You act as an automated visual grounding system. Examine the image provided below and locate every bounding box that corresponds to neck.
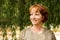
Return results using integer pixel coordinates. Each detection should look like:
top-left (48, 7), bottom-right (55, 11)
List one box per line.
top-left (33, 22), bottom-right (43, 28)
top-left (32, 23), bottom-right (44, 32)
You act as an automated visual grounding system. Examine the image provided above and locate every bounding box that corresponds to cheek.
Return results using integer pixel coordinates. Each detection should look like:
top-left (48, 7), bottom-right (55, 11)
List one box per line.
top-left (36, 16), bottom-right (42, 19)
top-left (37, 16), bottom-right (44, 21)
top-left (30, 15), bottom-right (34, 19)
top-left (39, 16), bottom-right (44, 21)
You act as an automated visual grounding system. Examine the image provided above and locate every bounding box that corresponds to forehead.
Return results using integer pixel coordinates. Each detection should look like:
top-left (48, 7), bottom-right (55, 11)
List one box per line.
top-left (30, 7), bottom-right (39, 13)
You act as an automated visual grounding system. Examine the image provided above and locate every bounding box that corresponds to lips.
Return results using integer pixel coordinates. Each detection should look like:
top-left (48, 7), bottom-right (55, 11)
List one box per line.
top-left (31, 20), bottom-right (37, 23)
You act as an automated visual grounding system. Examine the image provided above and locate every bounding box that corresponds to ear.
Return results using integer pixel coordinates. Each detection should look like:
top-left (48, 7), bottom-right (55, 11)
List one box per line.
top-left (41, 16), bottom-right (44, 22)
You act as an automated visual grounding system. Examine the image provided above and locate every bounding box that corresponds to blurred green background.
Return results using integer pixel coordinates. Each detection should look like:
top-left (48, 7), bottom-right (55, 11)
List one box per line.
top-left (0, 0), bottom-right (60, 30)
top-left (0, 0), bottom-right (60, 40)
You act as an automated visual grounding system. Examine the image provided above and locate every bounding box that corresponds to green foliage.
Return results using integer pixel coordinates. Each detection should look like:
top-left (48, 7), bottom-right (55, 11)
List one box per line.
top-left (0, 0), bottom-right (60, 30)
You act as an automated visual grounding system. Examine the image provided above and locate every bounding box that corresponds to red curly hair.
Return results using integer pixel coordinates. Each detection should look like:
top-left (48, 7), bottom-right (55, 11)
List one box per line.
top-left (29, 4), bottom-right (48, 23)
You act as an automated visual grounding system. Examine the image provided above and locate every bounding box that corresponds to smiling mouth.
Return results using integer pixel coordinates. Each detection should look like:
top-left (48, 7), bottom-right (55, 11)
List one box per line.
top-left (31, 20), bottom-right (37, 22)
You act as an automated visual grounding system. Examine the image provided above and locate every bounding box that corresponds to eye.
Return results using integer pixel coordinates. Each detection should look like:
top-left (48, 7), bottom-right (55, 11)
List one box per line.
top-left (29, 13), bottom-right (33, 16)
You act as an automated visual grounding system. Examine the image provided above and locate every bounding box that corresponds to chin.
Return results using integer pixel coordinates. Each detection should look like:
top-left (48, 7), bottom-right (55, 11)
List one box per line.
top-left (32, 23), bottom-right (38, 25)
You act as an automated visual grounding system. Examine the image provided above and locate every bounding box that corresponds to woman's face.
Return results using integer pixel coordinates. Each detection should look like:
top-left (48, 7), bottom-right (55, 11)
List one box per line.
top-left (30, 8), bottom-right (44, 25)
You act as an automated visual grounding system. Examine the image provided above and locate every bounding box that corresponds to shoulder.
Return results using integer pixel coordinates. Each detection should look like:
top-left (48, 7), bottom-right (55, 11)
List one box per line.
top-left (20, 25), bottom-right (32, 34)
top-left (44, 28), bottom-right (56, 40)
top-left (44, 28), bottom-right (53, 33)
top-left (20, 25), bottom-right (31, 38)
top-left (44, 28), bottom-right (55, 36)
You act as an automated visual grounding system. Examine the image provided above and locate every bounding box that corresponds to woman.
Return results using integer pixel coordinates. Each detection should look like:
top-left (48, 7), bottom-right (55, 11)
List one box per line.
top-left (19, 4), bottom-right (56, 40)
